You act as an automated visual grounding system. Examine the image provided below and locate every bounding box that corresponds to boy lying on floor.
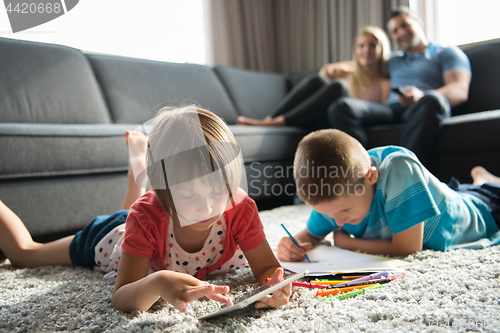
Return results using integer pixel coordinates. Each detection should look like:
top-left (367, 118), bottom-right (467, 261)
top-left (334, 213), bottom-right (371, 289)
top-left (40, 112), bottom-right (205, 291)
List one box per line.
top-left (278, 129), bottom-right (500, 260)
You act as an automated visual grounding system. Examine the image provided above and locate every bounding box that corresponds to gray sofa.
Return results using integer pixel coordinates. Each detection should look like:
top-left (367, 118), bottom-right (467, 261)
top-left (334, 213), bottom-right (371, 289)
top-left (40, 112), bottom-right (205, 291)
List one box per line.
top-left (0, 37), bottom-right (306, 238)
top-left (1, 36), bottom-right (499, 239)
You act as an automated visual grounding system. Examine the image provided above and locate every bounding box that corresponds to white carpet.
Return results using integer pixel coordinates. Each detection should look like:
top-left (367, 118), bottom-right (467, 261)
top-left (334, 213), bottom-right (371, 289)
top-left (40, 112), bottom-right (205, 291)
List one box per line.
top-left (1, 204), bottom-right (500, 332)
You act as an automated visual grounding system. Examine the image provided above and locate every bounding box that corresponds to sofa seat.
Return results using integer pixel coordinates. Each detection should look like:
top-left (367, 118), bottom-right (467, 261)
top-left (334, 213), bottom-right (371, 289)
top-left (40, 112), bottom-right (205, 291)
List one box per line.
top-left (229, 125), bottom-right (308, 200)
top-left (0, 123), bottom-right (139, 236)
top-left (0, 124), bottom-right (137, 180)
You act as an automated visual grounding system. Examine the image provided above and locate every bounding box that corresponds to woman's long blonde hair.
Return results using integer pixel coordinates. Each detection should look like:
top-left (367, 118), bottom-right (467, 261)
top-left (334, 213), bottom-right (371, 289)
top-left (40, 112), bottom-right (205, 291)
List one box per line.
top-left (350, 26), bottom-right (391, 97)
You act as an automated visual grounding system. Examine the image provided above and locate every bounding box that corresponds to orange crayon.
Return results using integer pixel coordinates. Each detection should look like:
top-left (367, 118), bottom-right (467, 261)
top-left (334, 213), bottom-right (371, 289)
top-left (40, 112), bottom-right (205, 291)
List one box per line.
top-left (316, 283), bottom-right (380, 297)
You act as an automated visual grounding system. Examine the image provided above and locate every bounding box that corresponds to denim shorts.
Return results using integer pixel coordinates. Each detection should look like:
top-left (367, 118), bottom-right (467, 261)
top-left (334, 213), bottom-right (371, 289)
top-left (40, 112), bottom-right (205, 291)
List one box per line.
top-left (69, 210), bottom-right (129, 268)
top-left (448, 178), bottom-right (500, 229)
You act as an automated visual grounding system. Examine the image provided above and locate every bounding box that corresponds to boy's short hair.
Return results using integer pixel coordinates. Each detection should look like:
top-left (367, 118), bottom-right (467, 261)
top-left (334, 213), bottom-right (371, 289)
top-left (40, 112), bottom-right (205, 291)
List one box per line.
top-left (294, 129), bottom-right (371, 205)
top-left (146, 105), bottom-right (242, 220)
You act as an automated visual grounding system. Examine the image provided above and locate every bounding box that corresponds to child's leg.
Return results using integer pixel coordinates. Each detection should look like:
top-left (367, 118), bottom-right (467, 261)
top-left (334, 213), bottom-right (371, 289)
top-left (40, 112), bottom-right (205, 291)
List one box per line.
top-left (122, 130), bottom-right (148, 210)
top-left (0, 200), bottom-right (73, 267)
top-left (471, 166), bottom-right (500, 185)
top-left (0, 131), bottom-right (148, 268)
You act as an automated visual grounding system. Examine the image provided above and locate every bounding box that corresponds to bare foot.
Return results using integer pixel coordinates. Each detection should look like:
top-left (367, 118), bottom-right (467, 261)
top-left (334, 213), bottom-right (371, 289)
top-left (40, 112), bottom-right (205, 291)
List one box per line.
top-left (237, 115), bottom-right (286, 126)
top-left (471, 166), bottom-right (500, 185)
top-left (125, 130), bottom-right (148, 188)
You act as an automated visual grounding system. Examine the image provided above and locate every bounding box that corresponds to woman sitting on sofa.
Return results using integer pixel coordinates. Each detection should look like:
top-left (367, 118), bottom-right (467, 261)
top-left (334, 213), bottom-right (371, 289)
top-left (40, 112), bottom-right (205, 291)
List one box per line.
top-left (237, 26), bottom-right (392, 130)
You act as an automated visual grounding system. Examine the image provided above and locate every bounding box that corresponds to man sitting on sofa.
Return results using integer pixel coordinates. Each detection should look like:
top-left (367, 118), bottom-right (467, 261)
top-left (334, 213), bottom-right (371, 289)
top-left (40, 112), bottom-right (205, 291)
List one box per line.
top-left (327, 6), bottom-right (471, 163)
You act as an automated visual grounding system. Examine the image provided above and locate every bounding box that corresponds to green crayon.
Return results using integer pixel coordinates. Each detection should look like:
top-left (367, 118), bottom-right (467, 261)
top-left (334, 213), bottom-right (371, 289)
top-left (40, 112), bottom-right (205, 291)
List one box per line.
top-left (323, 284), bottom-right (383, 301)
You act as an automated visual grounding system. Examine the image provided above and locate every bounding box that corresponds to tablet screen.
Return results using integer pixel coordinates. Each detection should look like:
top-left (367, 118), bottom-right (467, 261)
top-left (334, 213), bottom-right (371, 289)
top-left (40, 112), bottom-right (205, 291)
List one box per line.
top-left (198, 270), bottom-right (308, 320)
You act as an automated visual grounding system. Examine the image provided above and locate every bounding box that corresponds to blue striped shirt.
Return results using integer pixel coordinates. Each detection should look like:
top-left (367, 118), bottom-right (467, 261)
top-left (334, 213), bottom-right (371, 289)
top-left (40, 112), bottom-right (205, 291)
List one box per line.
top-left (307, 146), bottom-right (499, 251)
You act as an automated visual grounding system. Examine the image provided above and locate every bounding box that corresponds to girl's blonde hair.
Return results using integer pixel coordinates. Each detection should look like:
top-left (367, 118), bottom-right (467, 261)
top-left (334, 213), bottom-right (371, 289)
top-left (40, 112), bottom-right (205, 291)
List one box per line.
top-left (146, 106), bottom-right (242, 221)
top-left (350, 26), bottom-right (391, 97)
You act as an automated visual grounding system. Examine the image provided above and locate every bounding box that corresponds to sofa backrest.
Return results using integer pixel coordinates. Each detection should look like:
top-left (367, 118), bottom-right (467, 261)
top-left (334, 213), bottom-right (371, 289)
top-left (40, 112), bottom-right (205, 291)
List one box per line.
top-left (86, 54), bottom-right (239, 125)
top-left (213, 66), bottom-right (289, 120)
top-left (0, 38), bottom-right (110, 124)
top-left (452, 41), bottom-right (500, 116)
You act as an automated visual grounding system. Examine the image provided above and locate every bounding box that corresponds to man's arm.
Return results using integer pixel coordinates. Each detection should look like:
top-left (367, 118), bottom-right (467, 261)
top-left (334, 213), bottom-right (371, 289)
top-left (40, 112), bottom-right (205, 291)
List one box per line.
top-left (333, 222), bottom-right (424, 257)
top-left (398, 71), bottom-right (471, 108)
top-left (435, 71), bottom-right (471, 107)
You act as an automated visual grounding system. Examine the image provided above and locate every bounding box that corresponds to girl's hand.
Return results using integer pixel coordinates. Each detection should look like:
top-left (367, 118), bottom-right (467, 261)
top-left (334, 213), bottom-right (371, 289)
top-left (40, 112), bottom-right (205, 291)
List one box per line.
top-left (158, 271), bottom-right (231, 312)
top-left (112, 254), bottom-right (231, 313)
top-left (254, 267), bottom-right (291, 309)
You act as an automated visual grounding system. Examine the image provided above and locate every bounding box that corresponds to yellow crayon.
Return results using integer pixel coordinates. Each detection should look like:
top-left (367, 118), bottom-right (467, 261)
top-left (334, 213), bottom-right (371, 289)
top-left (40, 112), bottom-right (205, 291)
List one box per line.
top-left (310, 280), bottom-right (344, 285)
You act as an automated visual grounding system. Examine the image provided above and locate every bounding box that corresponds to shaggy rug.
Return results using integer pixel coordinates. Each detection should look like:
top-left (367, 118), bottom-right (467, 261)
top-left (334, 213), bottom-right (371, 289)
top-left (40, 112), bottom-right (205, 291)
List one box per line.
top-left (1, 204), bottom-right (500, 332)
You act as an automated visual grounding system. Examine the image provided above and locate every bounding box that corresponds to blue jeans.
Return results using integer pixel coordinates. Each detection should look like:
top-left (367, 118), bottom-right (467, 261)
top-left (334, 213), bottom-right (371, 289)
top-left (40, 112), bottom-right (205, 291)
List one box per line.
top-left (448, 178), bottom-right (500, 228)
top-left (69, 210), bottom-right (128, 268)
top-left (327, 91), bottom-right (450, 163)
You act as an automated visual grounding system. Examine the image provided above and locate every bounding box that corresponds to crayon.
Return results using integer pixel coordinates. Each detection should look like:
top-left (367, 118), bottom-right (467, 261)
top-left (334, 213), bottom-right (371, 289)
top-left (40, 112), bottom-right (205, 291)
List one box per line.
top-left (341, 275), bottom-right (370, 280)
top-left (316, 283), bottom-right (380, 297)
top-left (325, 278), bottom-right (390, 289)
top-left (310, 280), bottom-right (344, 285)
top-left (333, 271), bottom-right (389, 288)
top-left (323, 284), bottom-right (383, 301)
top-left (265, 278), bottom-right (328, 289)
top-left (292, 282), bottom-right (328, 289)
top-left (281, 224), bottom-right (310, 262)
top-left (327, 274), bottom-right (406, 289)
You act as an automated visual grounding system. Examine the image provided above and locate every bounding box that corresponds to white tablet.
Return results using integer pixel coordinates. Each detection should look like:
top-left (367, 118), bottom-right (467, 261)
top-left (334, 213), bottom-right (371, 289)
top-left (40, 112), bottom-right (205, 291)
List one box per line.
top-left (198, 270), bottom-right (308, 320)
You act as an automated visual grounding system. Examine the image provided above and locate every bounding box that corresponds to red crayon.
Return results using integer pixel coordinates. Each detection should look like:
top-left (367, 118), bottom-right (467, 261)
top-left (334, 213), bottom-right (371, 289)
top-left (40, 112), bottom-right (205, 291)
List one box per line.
top-left (265, 278), bottom-right (328, 289)
top-left (292, 281), bottom-right (329, 289)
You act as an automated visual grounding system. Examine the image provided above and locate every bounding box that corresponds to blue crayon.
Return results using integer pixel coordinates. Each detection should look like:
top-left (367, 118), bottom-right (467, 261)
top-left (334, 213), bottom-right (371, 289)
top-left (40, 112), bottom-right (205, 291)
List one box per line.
top-left (281, 223), bottom-right (311, 262)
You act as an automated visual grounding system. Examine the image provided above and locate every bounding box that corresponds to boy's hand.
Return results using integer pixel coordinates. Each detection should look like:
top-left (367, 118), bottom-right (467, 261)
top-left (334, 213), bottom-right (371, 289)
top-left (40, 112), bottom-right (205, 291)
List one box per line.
top-left (277, 236), bottom-right (312, 262)
top-left (254, 267), bottom-right (291, 309)
top-left (159, 271), bottom-right (231, 312)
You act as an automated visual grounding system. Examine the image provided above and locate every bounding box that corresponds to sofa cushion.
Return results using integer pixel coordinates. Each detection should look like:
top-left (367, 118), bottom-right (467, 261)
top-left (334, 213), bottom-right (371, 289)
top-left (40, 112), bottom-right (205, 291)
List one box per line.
top-left (0, 173), bottom-right (129, 236)
top-left (229, 125), bottom-right (308, 164)
top-left (0, 38), bottom-right (110, 124)
top-left (0, 124), bottom-right (135, 180)
top-left (213, 66), bottom-right (288, 120)
top-left (287, 69), bottom-right (319, 88)
top-left (86, 55), bottom-right (239, 125)
top-left (452, 42), bottom-right (500, 116)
